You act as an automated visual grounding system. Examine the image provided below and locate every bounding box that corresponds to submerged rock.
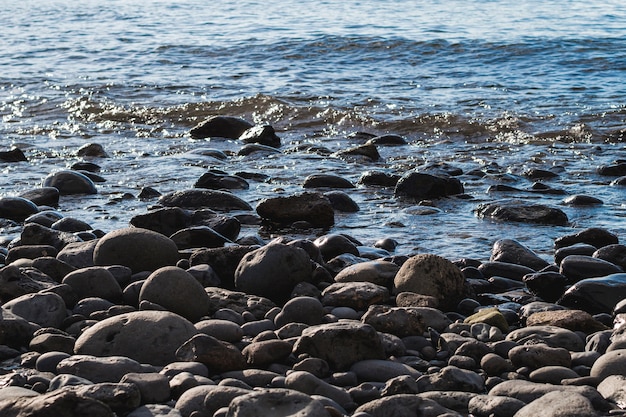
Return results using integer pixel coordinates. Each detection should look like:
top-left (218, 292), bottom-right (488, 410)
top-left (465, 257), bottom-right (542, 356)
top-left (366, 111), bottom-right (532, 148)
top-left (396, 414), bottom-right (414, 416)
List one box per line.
top-left (475, 200), bottom-right (568, 226)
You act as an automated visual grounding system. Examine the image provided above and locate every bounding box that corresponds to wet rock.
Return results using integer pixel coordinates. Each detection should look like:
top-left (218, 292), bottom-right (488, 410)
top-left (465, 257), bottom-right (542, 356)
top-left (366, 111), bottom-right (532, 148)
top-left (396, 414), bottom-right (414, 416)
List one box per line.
top-left (74, 310), bottom-right (198, 366)
top-left (19, 187), bottom-right (60, 207)
top-left (333, 259), bottom-right (399, 287)
top-left (274, 296), bottom-right (325, 327)
top-left (5, 244), bottom-right (58, 264)
top-left (356, 394), bottom-right (460, 417)
top-left (321, 282), bottom-right (389, 310)
top-left (130, 207), bottom-right (193, 236)
top-left (238, 143), bottom-right (281, 156)
top-left (417, 365), bottom-right (485, 393)
top-left (562, 194), bottom-right (603, 206)
top-left (2, 292), bottom-right (66, 328)
top-left (559, 254), bottom-right (622, 282)
top-left (226, 388), bottom-right (330, 417)
top-left (158, 189), bottom-right (252, 211)
top-left (351, 359), bottom-right (421, 382)
top-left (0, 147), bottom-right (27, 162)
top-left (366, 134), bottom-right (408, 146)
top-left (175, 334), bottom-right (246, 373)
top-left (93, 227), bottom-right (179, 274)
top-left (303, 174), bottom-right (355, 189)
top-left (190, 115), bottom-right (253, 139)
top-left (362, 305), bottom-right (449, 336)
top-left (314, 233), bottom-right (359, 261)
top-left (394, 171), bottom-right (464, 200)
top-left (56, 355), bottom-right (144, 383)
top-left (324, 190), bottom-right (360, 212)
top-left (468, 394), bottom-right (526, 417)
top-left (557, 273), bottom-right (626, 315)
top-left (393, 253), bottom-right (466, 311)
top-left (234, 243), bottom-right (312, 304)
top-left (194, 170), bottom-right (249, 190)
top-left (593, 244), bottom-right (626, 269)
top-left (0, 309), bottom-right (41, 349)
top-left (335, 143), bottom-right (380, 161)
top-left (43, 170), bottom-right (97, 195)
top-left (256, 192), bottom-right (334, 227)
top-left (597, 162), bottom-right (626, 176)
top-left (506, 325), bottom-right (584, 351)
top-left (293, 322), bottom-right (385, 370)
top-left (139, 266), bottom-right (210, 322)
top-left (20, 222), bottom-right (83, 250)
top-left (170, 226), bottom-right (232, 250)
top-left (478, 261), bottom-right (535, 281)
top-left (554, 227), bottom-right (618, 250)
top-left (612, 175), bottom-right (626, 185)
top-left (0, 265), bottom-right (56, 302)
top-left (522, 271), bottom-right (567, 303)
top-left (590, 349), bottom-right (626, 379)
top-left (358, 170), bottom-right (401, 187)
top-left (490, 239), bottom-right (549, 271)
top-left (0, 388), bottom-right (114, 417)
top-left (525, 309), bottom-right (608, 334)
top-left (204, 287), bottom-right (275, 320)
top-left (190, 245), bottom-right (258, 289)
top-left (239, 124), bottom-right (281, 147)
top-left (475, 200), bottom-right (568, 225)
top-left (554, 243), bottom-right (597, 264)
top-left (0, 197), bottom-right (39, 222)
top-left (76, 142), bottom-right (108, 158)
top-left (62, 266), bottom-right (123, 303)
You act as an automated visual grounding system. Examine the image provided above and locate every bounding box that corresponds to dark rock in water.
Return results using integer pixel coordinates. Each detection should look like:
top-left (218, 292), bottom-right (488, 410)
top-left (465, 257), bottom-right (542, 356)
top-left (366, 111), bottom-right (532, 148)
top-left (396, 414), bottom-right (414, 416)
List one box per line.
top-left (76, 143), bottom-right (109, 158)
top-left (0, 147), bottom-right (27, 162)
top-left (597, 162), bottom-right (626, 176)
top-left (185, 147), bottom-right (229, 160)
top-left (239, 124), bottom-right (281, 148)
top-left (189, 245), bottom-right (259, 289)
top-left (593, 244), bottom-right (626, 269)
top-left (93, 227), bottom-right (179, 273)
top-left (523, 272), bottom-right (568, 303)
top-left (159, 189), bottom-right (252, 211)
top-left (175, 334), bottom-right (245, 373)
top-left (256, 192), bottom-right (334, 228)
top-left (194, 171), bottom-right (249, 190)
top-left (0, 197), bottom-right (39, 221)
top-left (20, 222), bottom-right (83, 250)
top-left (169, 225), bottom-right (232, 250)
top-left (554, 227), bottom-right (618, 250)
top-left (490, 238), bottom-right (549, 271)
top-left (475, 200), bottom-right (568, 226)
top-left (554, 243), bottom-right (597, 265)
top-left (321, 282), bottom-right (390, 310)
top-left (138, 186), bottom-right (161, 200)
top-left (358, 171), bottom-right (401, 187)
top-left (558, 273), bottom-right (626, 314)
top-left (303, 174), bottom-right (355, 189)
top-left (324, 191), bottom-right (360, 212)
top-left (365, 134), bottom-right (407, 146)
top-left (523, 168), bottom-right (559, 179)
top-left (51, 217), bottom-right (92, 233)
top-left (192, 212), bottom-right (241, 241)
top-left (19, 187), bottom-right (60, 207)
top-left (611, 176), bottom-right (626, 185)
top-left (234, 171), bottom-right (270, 182)
top-left (293, 322), bottom-right (385, 370)
top-left (129, 207), bottom-right (193, 237)
top-left (71, 161), bottom-right (101, 172)
top-left (314, 233), bottom-right (359, 262)
top-left (234, 243), bottom-right (312, 304)
top-left (238, 143), bottom-right (282, 156)
top-left (559, 255), bottom-right (623, 283)
top-left (562, 194), bottom-right (603, 206)
top-left (335, 143), bottom-right (380, 161)
top-left (394, 171), bottom-right (464, 200)
top-left (190, 115), bottom-right (253, 139)
top-left (478, 261), bottom-right (535, 281)
top-left (43, 170), bottom-right (97, 195)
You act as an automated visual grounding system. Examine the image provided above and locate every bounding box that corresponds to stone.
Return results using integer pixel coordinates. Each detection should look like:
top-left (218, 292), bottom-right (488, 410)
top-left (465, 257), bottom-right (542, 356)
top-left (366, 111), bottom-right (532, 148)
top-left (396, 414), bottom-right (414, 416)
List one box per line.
top-left (239, 124), bottom-right (281, 147)
top-left (2, 292), bottom-right (66, 328)
top-left (52, 217), bottom-right (92, 233)
top-left (139, 266), bottom-right (210, 322)
top-left (554, 227), bottom-right (618, 250)
top-left (335, 143), bottom-right (380, 161)
top-left (93, 227), bottom-right (179, 273)
top-left (506, 325), bottom-right (585, 351)
top-left (590, 349), bottom-right (626, 379)
top-left (559, 255), bottom-right (622, 282)
top-left (464, 307), bottom-right (509, 332)
top-left (220, 369), bottom-right (279, 387)
top-left (359, 171), bottom-right (401, 187)
top-left (366, 134), bottom-right (408, 146)
top-left (528, 365), bottom-right (579, 384)
top-left (194, 171), bottom-right (249, 190)
top-left (598, 162), bottom-right (626, 176)
top-left (175, 334), bottom-right (245, 373)
top-left (241, 339), bottom-right (292, 366)
top-left (333, 259), bottom-right (399, 286)
top-left (314, 233), bottom-right (359, 261)
top-left (303, 174), bottom-right (355, 189)
top-left (293, 322), bottom-right (385, 370)
top-left (129, 207), bottom-right (193, 237)
top-left (72, 383), bottom-right (141, 414)
top-left (416, 365), bottom-right (485, 393)
top-left (0, 309), bottom-right (40, 349)
top-left (169, 226), bottom-right (232, 250)
top-left (489, 380), bottom-right (608, 410)
top-left (190, 115), bottom-right (253, 139)
top-left (56, 355), bottom-right (144, 383)
top-left (355, 394), bottom-right (457, 417)
top-left (555, 243), bottom-right (598, 264)
top-left (226, 388), bottom-right (330, 417)
top-left (274, 296), bottom-right (324, 328)
top-left (120, 372), bottom-right (171, 404)
top-left (0, 147), bottom-right (27, 162)
top-left (174, 385), bottom-right (218, 417)
top-left (0, 197), bottom-right (39, 221)
top-left (468, 394), bottom-right (526, 417)
top-left (205, 287), bottom-right (275, 320)
top-left (128, 405), bottom-right (182, 417)
top-left (394, 171), bottom-right (464, 200)
top-left (234, 243), bottom-right (312, 304)
top-left (30, 331), bottom-right (75, 353)
top-left (362, 305), bottom-right (450, 337)
top-left (19, 187), bottom-right (60, 207)
top-left (393, 254), bottom-right (466, 311)
top-left (158, 189), bottom-right (252, 211)
top-left (596, 375), bottom-right (626, 409)
top-left (43, 170), bottom-right (98, 195)
top-left (508, 344), bottom-right (571, 369)
top-left (56, 240), bottom-right (98, 269)
top-left (256, 192), bottom-right (334, 227)
top-left (480, 353), bottom-right (514, 376)
top-left (74, 310), bottom-right (198, 366)
top-left (186, 264), bottom-right (221, 287)
top-left (557, 273), bottom-right (626, 315)
top-left (478, 261), bottom-right (536, 280)
top-left (593, 244), bottom-right (626, 269)
top-left (350, 359), bottom-right (421, 382)
top-left (475, 200), bottom-right (568, 225)
top-left (62, 266), bottom-right (123, 303)
top-left (195, 319), bottom-right (243, 343)
top-left (238, 143), bottom-right (281, 156)
top-left (321, 282), bottom-right (389, 310)
top-left (525, 309), bottom-right (608, 334)
top-left (284, 371), bottom-right (352, 408)
top-left (512, 390), bottom-right (598, 417)
top-left (522, 272), bottom-right (567, 303)
top-left (20, 222), bottom-right (83, 250)
top-left (190, 245), bottom-right (258, 289)
top-left (6, 245), bottom-right (57, 264)
top-left (0, 388), bottom-right (114, 417)
top-left (490, 239), bottom-right (550, 270)
top-left (324, 191), bottom-right (360, 212)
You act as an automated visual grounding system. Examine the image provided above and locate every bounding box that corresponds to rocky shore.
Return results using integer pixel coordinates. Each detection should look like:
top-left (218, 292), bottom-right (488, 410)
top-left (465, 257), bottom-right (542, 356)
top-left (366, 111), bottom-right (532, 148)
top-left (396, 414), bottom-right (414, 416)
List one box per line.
top-left (1, 116), bottom-right (626, 417)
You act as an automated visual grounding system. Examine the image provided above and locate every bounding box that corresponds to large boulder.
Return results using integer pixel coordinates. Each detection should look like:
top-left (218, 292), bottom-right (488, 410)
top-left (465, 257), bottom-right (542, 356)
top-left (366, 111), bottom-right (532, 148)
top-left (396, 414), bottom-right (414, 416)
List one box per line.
top-left (74, 310), bottom-right (198, 366)
top-left (93, 227), bottom-right (179, 273)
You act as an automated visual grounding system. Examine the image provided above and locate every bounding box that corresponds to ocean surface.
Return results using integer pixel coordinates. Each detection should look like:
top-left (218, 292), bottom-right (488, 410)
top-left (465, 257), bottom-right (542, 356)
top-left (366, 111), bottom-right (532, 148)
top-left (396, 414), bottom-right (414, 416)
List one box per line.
top-left (1, 0), bottom-right (625, 260)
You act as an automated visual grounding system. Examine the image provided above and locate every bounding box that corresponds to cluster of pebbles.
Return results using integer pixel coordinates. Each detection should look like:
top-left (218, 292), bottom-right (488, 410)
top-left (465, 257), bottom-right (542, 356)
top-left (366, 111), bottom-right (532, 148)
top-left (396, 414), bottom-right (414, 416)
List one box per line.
top-left (1, 116), bottom-right (626, 417)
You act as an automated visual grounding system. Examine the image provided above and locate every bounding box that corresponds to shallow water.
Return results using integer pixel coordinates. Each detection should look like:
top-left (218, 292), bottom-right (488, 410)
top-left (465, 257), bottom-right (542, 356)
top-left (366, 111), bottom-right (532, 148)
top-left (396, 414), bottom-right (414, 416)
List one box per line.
top-left (1, 0), bottom-right (625, 261)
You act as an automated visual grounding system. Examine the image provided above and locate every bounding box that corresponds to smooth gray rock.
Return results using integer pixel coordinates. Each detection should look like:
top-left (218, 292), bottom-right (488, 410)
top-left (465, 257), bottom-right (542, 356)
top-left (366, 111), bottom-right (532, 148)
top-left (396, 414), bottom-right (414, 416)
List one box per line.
top-left (56, 355), bottom-right (144, 383)
top-left (256, 192), bottom-right (334, 227)
top-left (2, 292), bottom-right (66, 328)
top-left (226, 388), bottom-right (330, 417)
top-left (490, 239), bottom-right (549, 271)
top-left (590, 349), bottom-right (626, 379)
top-left (512, 390), bottom-right (598, 417)
top-left (158, 189), bottom-right (252, 211)
top-left (468, 394), bottom-right (526, 417)
top-left (62, 266), bottom-right (123, 302)
top-left (43, 170), bottom-right (98, 195)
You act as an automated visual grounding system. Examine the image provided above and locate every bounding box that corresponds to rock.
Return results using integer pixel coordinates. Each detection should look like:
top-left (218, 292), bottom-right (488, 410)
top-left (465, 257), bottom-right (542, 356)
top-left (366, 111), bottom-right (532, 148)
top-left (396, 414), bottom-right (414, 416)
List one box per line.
top-left (226, 388), bottom-right (330, 417)
top-left (480, 353), bottom-right (514, 376)
top-left (19, 187), bottom-right (60, 207)
top-left (174, 385), bottom-right (218, 417)
top-left (489, 380), bottom-right (608, 410)
top-left (239, 124), bottom-right (281, 147)
top-left (528, 365), bottom-right (579, 384)
top-left (362, 305), bottom-right (449, 337)
top-left (366, 134), bottom-right (408, 146)
top-left (522, 272), bottom-right (567, 303)
top-left (335, 143), bottom-right (380, 161)
top-left (559, 255), bottom-right (622, 282)
top-left (56, 240), bottom-right (98, 269)
top-left (394, 171), bottom-right (464, 200)
top-left (303, 174), bottom-right (355, 189)
top-left (557, 273), bottom-right (626, 315)
top-left (238, 143), bottom-right (281, 156)
top-left (129, 207), bottom-right (193, 237)
top-left (321, 282), bottom-right (389, 310)
top-left (464, 307), bottom-right (509, 332)
top-left (293, 322), bottom-right (385, 370)
top-left (242, 339), bottom-right (292, 366)
top-left (190, 245), bottom-right (258, 289)
top-left (324, 191), bottom-right (360, 212)
top-left (596, 375), bottom-right (626, 409)
top-left (0, 309), bottom-right (41, 349)
top-left (359, 171), bottom-right (401, 187)
top-left (0, 147), bottom-right (27, 162)
top-left (74, 310), bottom-right (198, 366)
top-left (186, 264), bottom-right (221, 287)
top-left (590, 349), bottom-right (626, 379)
top-left (0, 388), bottom-right (114, 417)
top-left (356, 394), bottom-right (459, 417)
top-left (2, 292), bottom-right (66, 328)
top-left (555, 243), bottom-right (598, 264)
top-left (220, 369), bottom-right (279, 387)
top-left (350, 359), bottom-right (421, 382)
top-left (20, 222), bottom-right (83, 250)
top-left (395, 292), bottom-right (439, 308)
top-left (0, 197), bottom-right (39, 221)
top-left (194, 171), bottom-right (249, 190)
top-left (513, 390), bottom-right (598, 417)
top-left (314, 233), bottom-right (359, 261)
top-left (506, 325), bottom-right (584, 351)
top-left (234, 243), bottom-right (312, 304)
top-left (333, 259), bottom-right (399, 286)
top-left (475, 200), bottom-right (568, 225)
top-left (190, 115), bottom-right (253, 139)
top-left (554, 227), bottom-right (618, 250)
top-left (76, 142), bottom-right (108, 157)
top-left (158, 189), bottom-right (252, 211)
top-left (284, 371), bottom-right (352, 408)
top-left (256, 192), bottom-right (334, 227)
top-left (393, 254), bottom-right (466, 311)
top-left (93, 227), bottom-right (179, 274)
top-left (597, 162), bottom-right (626, 176)
top-left (274, 296), bottom-right (324, 328)
top-left (525, 310), bottom-right (608, 334)
top-left (195, 319), bottom-right (243, 343)
top-left (128, 404), bottom-right (182, 417)
top-left (43, 170), bottom-right (97, 195)
top-left (56, 355), bottom-right (144, 383)
top-left (204, 287), bottom-right (275, 320)
top-left (490, 239), bottom-right (549, 271)
top-left (593, 244), bottom-right (626, 269)
top-left (0, 265), bottom-right (56, 303)
top-left (508, 343), bottom-right (571, 369)
top-left (563, 194), bottom-right (603, 206)
top-left (478, 261), bottom-right (535, 281)
top-left (417, 365), bottom-right (485, 393)
top-left (175, 334), bottom-right (245, 373)
top-left (62, 266), bottom-right (123, 302)
top-left (468, 394), bottom-right (526, 417)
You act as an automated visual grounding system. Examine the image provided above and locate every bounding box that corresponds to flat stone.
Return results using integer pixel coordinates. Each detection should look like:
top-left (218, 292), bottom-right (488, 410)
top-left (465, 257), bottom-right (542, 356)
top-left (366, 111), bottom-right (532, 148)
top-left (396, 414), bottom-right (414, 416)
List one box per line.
top-left (256, 192), bottom-right (334, 227)
top-left (475, 200), bottom-right (568, 226)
